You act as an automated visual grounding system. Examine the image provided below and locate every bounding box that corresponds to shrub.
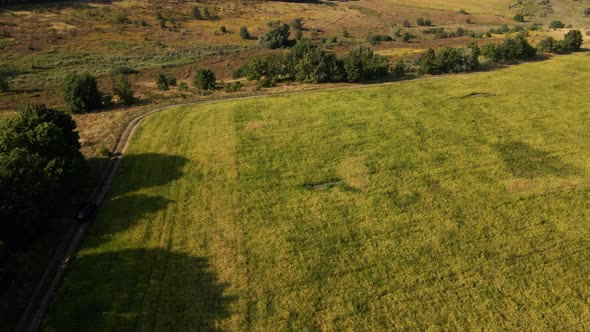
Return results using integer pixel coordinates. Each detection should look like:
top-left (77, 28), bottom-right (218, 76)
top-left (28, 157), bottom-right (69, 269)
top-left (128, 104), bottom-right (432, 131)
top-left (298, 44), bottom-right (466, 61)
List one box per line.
top-left (416, 17), bottom-right (426, 26)
top-left (224, 81), bottom-right (243, 93)
top-left (156, 74), bottom-right (170, 90)
top-left (240, 26), bottom-right (251, 39)
top-left (537, 37), bottom-right (556, 53)
top-left (295, 29), bottom-right (303, 40)
top-left (0, 73), bottom-right (8, 92)
top-left (549, 20), bottom-right (565, 29)
top-left (112, 66), bottom-right (138, 75)
top-left (481, 33), bottom-right (536, 62)
top-left (98, 146), bottom-right (111, 157)
top-left (178, 82), bottom-right (188, 91)
top-left (62, 73), bottom-right (103, 113)
top-left (258, 21), bottom-right (290, 49)
top-left (402, 20), bottom-right (411, 28)
top-left (561, 29), bottom-right (583, 52)
top-left (204, 8), bottom-right (211, 19)
top-left (418, 46), bottom-right (479, 74)
top-left (288, 39), bottom-right (342, 83)
top-left (113, 75), bottom-right (136, 106)
top-left (459, 9), bottom-right (467, 14)
top-left (291, 18), bottom-right (304, 31)
top-left (513, 13), bottom-right (524, 22)
top-left (366, 33), bottom-right (393, 45)
top-left (193, 68), bottom-right (216, 90)
top-left (342, 46), bottom-right (389, 82)
top-left (585, 8), bottom-right (590, 16)
top-left (402, 32), bottom-right (416, 42)
top-left (343, 30), bottom-right (350, 38)
top-left (192, 6), bottom-right (202, 20)
top-left (220, 26), bottom-right (227, 33)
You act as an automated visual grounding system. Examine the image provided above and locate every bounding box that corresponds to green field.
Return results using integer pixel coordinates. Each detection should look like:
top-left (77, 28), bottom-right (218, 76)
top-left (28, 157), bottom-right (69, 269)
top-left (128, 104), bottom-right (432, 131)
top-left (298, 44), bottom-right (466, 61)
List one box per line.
top-left (45, 52), bottom-right (590, 330)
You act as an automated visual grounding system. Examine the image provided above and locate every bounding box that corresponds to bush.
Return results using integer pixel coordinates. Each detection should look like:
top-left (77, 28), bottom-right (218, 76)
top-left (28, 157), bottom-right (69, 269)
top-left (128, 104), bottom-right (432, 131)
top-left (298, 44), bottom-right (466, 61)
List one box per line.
top-left (291, 18), bottom-right (304, 31)
top-left (258, 21), bottom-right (290, 49)
top-left (220, 26), bottom-right (227, 33)
top-left (366, 33), bottom-right (393, 45)
top-left (98, 146), bottom-right (111, 157)
top-left (416, 17), bottom-right (425, 26)
top-left (481, 33), bottom-right (536, 62)
top-left (549, 20), bottom-right (565, 29)
top-left (342, 46), bottom-right (389, 82)
top-left (224, 81), bottom-right (243, 93)
top-left (0, 73), bottom-right (8, 92)
top-left (193, 68), bottom-right (216, 90)
top-left (178, 82), bottom-right (188, 91)
top-left (402, 20), bottom-right (411, 28)
top-left (288, 39), bottom-right (342, 83)
top-left (585, 8), bottom-right (590, 16)
top-left (402, 32), bottom-right (416, 42)
top-left (561, 29), bottom-right (583, 52)
top-left (62, 73), bottom-right (103, 113)
top-left (240, 26), bottom-right (251, 39)
top-left (537, 37), bottom-right (556, 53)
top-left (112, 66), bottom-right (138, 75)
top-left (192, 6), bottom-right (202, 20)
top-left (513, 13), bottom-right (524, 22)
top-left (113, 75), bottom-right (136, 106)
top-left (156, 74), bottom-right (170, 90)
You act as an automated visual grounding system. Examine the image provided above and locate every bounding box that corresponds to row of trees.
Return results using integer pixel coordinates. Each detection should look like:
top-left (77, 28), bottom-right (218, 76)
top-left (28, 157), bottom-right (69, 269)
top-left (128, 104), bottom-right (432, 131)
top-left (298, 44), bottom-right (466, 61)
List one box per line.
top-left (62, 73), bottom-right (136, 113)
top-left (234, 39), bottom-right (393, 84)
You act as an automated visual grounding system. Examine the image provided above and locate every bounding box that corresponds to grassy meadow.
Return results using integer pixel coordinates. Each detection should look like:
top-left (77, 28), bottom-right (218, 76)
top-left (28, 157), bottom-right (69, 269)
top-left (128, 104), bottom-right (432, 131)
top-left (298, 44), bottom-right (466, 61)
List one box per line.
top-left (45, 52), bottom-right (590, 330)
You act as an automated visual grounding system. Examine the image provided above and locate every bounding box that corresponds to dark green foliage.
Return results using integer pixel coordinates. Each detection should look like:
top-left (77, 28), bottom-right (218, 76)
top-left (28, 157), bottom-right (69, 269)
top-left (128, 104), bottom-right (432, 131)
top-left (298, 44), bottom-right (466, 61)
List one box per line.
top-left (343, 30), bottom-right (350, 38)
top-left (112, 66), bottom-right (138, 75)
top-left (220, 26), bottom-right (227, 33)
top-left (366, 33), bottom-right (393, 45)
top-left (0, 104), bottom-right (83, 248)
top-left (240, 26), bottom-right (251, 39)
top-left (0, 73), bottom-right (8, 92)
top-left (223, 81), bottom-right (243, 93)
top-left (204, 8), bottom-right (211, 19)
top-left (537, 37), bottom-right (556, 53)
top-left (585, 8), bottom-right (590, 16)
top-left (561, 29), bottom-right (583, 52)
top-left (62, 73), bottom-right (103, 114)
top-left (258, 21), bottom-right (290, 49)
top-left (193, 68), bottom-right (216, 90)
top-left (481, 33), bottom-right (536, 62)
top-left (342, 46), bottom-right (389, 82)
top-left (156, 73), bottom-right (170, 91)
top-left (288, 39), bottom-right (343, 83)
top-left (549, 20), bottom-right (565, 29)
top-left (192, 6), bottom-right (202, 20)
top-left (113, 75), bottom-right (136, 106)
top-left (418, 46), bottom-right (479, 74)
top-left (291, 18), bottom-right (304, 31)
top-left (513, 13), bottom-right (524, 22)
top-left (416, 17), bottom-right (431, 26)
top-left (402, 32), bottom-right (416, 42)
top-left (295, 30), bottom-right (303, 40)
top-left (243, 54), bottom-right (287, 84)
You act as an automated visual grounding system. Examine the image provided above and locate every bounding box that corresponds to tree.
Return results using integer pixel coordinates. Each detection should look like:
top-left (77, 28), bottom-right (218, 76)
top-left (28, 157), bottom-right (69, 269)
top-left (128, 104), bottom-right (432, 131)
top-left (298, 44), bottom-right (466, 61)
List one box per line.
top-left (342, 46), bottom-right (390, 82)
top-left (156, 73), bottom-right (170, 90)
top-left (561, 29), bottom-right (583, 51)
top-left (0, 73), bottom-right (8, 92)
top-left (0, 104), bottom-right (84, 248)
top-left (240, 26), bottom-right (251, 39)
top-left (513, 13), bottom-right (524, 22)
top-left (537, 37), bottom-right (556, 53)
top-left (549, 20), bottom-right (565, 29)
top-left (258, 21), bottom-right (290, 49)
top-left (287, 39), bottom-right (342, 83)
top-left (62, 73), bottom-right (103, 113)
top-left (113, 75), bottom-right (136, 106)
top-left (418, 48), bottom-right (437, 74)
top-left (193, 68), bottom-right (216, 90)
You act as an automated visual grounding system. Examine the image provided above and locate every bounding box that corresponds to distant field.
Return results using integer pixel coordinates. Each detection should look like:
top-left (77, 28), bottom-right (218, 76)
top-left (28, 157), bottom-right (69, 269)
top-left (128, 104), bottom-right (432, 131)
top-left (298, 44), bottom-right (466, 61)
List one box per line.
top-left (383, 0), bottom-right (510, 15)
top-left (43, 52), bottom-right (590, 330)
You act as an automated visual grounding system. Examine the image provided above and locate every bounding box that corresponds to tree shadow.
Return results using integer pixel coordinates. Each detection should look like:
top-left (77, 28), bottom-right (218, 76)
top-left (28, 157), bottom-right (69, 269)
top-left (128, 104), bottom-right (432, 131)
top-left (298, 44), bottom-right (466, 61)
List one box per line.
top-left (494, 141), bottom-right (580, 178)
top-left (43, 249), bottom-right (234, 331)
top-left (113, 153), bottom-right (189, 195)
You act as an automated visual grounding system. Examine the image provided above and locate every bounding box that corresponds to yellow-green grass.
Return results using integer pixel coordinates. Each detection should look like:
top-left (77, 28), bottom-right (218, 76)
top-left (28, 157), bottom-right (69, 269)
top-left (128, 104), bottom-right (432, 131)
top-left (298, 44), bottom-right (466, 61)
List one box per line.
top-left (45, 52), bottom-right (590, 330)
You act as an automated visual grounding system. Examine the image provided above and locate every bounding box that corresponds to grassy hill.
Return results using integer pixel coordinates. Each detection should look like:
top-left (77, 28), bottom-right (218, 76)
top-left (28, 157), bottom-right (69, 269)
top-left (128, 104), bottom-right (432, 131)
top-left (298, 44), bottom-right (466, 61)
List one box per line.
top-left (44, 52), bottom-right (590, 330)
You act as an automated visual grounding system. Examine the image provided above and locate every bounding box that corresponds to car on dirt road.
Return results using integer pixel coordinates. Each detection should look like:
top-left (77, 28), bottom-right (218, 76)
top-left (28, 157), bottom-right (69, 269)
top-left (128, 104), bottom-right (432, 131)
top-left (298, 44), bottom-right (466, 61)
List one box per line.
top-left (77, 201), bottom-right (97, 223)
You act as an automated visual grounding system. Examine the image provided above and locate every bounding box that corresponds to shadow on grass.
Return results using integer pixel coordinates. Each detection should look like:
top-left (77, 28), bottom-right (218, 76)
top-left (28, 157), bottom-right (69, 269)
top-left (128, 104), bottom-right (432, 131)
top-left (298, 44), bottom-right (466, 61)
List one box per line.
top-left (494, 141), bottom-right (580, 178)
top-left (114, 153), bottom-right (189, 194)
top-left (44, 249), bottom-right (234, 331)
